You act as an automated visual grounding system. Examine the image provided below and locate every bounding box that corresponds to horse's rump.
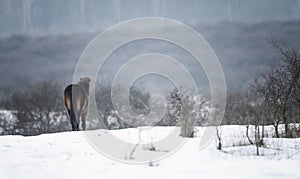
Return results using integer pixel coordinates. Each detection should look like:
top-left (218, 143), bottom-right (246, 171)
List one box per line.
top-left (64, 84), bottom-right (88, 130)
top-left (64, 85), bottom-right (87, 110)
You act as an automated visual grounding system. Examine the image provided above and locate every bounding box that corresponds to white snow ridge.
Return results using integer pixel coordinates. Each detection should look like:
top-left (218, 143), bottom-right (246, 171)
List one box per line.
top-left (0, 126), bottom-right (299, 179)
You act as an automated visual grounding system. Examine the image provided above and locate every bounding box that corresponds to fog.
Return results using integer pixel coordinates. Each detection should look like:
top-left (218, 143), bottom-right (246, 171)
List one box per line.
top-left (1, 0), bottom-right (300, 36)
top-left (0, 1), bottom-right (300, 92)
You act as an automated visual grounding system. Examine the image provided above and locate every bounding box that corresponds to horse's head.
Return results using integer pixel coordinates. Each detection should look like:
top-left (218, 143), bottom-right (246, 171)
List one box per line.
top-left (78, 77), bottom-right (91, 94)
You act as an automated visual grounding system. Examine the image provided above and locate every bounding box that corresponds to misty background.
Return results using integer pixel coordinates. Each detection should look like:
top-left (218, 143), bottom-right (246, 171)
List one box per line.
top-left (0, 0), bottom-right (300, 92)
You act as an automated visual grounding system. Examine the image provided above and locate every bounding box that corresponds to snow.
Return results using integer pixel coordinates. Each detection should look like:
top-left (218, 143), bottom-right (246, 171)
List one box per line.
top-left (0, 125), bottom-right (299, 179)
top-left (0, 110), bottom-right (17, 135)
top-left (0, 110), bottom-right (17, 123)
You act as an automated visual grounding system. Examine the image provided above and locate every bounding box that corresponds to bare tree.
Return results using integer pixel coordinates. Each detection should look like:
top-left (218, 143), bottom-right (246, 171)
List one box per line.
top-left (251, 68), bottom-right (281, 137)
top-left (272, 42), bottom-right (300, 137)
top-left (167, 87), bottom-right (206, 137)
top-left (179, 91), bottom-right (197, 137)
top-left (216, 126), bottom-right (222, 150)
top-left (94, 81), bottom-right (152, 129)
top-left (212, 101), bottom-right (226, 150)
top-left (225, 91), bottom-right (255, 144)
top-left (251, 99), bottom-right (266, 155)
top-left (251, 41), bottom-right (300, 138)
top-left (95, 82), bottom-right (125, 129)
top-left (166, 88), bottom-right (181, 126)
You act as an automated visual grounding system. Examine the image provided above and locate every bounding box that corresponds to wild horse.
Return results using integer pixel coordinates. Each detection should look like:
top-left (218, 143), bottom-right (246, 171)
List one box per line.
top-left (64, 77), bottom-right (90, 131)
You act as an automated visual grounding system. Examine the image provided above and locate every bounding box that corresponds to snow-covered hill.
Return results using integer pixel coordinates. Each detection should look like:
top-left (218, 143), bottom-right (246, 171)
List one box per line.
top-left (0, 126), bottom-right (299, 179)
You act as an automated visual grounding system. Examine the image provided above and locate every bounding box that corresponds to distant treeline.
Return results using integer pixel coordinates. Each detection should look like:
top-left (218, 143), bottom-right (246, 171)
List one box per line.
top-left (0, 20), bottom-right (300, 90)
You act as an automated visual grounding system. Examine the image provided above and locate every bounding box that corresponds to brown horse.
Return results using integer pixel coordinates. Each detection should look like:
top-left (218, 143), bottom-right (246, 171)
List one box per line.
top-left (64, 77), bottom-right (90, 131)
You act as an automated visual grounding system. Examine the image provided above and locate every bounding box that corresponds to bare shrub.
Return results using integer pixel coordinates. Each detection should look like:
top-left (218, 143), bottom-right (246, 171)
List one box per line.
top-left (3, 81), bottom-right (68, 135)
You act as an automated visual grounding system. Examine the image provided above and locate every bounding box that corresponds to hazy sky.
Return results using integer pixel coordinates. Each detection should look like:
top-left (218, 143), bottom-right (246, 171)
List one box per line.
top-left (0, 0), bottom-right (300, 36)
top-left (0, 0), bottom-right (300, 94)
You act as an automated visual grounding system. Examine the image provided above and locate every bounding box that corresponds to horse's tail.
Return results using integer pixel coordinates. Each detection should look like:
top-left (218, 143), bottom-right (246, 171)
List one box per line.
top-left (64, 85), bottom-right (80, 131)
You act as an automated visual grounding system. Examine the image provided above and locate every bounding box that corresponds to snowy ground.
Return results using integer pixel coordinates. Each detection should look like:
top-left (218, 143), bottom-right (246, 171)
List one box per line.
top-left (0, 125), bottom-right (299, 179)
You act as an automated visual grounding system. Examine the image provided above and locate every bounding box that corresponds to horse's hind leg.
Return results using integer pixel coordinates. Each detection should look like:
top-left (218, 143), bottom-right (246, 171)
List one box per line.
top-left (81, 110), bottom-right (87, 131)
top-left (67, 109), bottom-right (75, 130)
top-left (71, 120), bottom-right (79, 131)
top-left (70, 117), bottom-right (78, 131)
top-left (69, 110), bottom-right (79, 131)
